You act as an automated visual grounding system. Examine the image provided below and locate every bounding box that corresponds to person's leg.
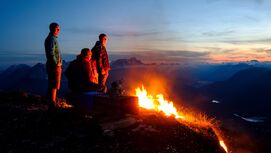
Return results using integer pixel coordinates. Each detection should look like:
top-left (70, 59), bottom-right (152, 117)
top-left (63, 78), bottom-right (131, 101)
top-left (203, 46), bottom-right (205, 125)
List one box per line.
top-left (51, 88), bottom-right (57, 103)
top-left (55, 66), bottom-right (62, 90)
top-left (98, 73), bottom-right (102, 85)
top-left (48, 66), bottom-right (61, 109)
top-left (48, 88), bottom-right (57, 110)
top-left (99, 72), bottom-right (109, 86)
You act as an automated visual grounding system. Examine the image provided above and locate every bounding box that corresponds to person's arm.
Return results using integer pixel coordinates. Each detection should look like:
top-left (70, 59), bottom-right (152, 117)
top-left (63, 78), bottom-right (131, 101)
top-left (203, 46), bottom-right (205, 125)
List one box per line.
top-left (91, 61), bottom-right (99, 84)
top-left (101, 49), bottom-right (110, 72)
top-left (46, 37), bottom-right (58, 66)
top-left (91, 45), bottom-right (102, 72)
top-left (83, 60), bottom-right (93, 83)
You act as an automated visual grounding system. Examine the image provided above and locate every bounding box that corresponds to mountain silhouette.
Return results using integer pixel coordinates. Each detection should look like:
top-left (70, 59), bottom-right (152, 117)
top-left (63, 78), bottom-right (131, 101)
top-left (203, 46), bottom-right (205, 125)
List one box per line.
top-left (0, 62), bottom-right (69, 95)
top-left (111, 57), bottom-right (144, 67)
top-left (202, 67), bottom-right (271, 115)
top-left (191, 63), bottom-right (254, 82)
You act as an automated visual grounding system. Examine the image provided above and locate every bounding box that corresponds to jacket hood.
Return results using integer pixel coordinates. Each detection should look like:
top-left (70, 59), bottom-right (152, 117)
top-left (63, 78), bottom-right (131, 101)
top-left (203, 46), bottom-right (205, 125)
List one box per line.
top-left (94, 41), bottom-right (101, 46)
top-left (76, 54), bottom-right (82, 60)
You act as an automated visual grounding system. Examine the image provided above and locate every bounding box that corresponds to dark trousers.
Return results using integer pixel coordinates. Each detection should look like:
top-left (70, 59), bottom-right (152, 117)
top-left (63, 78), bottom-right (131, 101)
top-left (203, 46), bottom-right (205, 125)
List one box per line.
top-left (98, 72), bottom-right (109, 86)
top-left (83, 82), bottom-right (105, 92)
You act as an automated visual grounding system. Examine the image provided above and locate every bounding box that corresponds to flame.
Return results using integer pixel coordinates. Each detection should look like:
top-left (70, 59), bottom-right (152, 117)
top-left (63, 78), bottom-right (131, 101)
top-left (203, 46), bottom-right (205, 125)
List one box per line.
top-left (135, 86), bottom-right (184, 119)
top-left (135, 85), bottom-right (228, 153)
top-left (135, 87), bottom-right (155, 110)
top-left (220, 140), bottom-right (228, 153)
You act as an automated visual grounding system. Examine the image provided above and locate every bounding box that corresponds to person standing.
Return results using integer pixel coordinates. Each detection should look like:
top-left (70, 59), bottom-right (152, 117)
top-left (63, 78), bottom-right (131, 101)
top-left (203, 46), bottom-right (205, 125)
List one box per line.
top-left (91, 33), bottom-right (110, 87)
top-left (44, 22), bottom-right (62, 109)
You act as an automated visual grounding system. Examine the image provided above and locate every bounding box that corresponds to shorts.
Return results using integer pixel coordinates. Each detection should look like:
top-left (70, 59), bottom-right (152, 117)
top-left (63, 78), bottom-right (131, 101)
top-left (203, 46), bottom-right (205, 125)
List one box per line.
top-left (47, 66), bottom-right (62, 89)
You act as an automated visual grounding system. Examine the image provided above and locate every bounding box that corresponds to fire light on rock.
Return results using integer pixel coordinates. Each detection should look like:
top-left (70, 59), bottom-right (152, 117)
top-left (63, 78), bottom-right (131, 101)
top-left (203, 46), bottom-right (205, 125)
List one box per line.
top-left (135, 85), bottom-right (228, 153)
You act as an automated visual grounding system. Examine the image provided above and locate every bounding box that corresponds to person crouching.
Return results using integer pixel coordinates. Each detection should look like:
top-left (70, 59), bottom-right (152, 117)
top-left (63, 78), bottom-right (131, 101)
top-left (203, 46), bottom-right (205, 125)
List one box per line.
top-left (65, 48), bottom-right (106, 93)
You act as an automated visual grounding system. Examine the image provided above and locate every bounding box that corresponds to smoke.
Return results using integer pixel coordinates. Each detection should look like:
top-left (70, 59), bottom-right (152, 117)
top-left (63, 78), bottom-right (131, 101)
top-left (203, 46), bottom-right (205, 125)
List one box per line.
top-left (108, 66), bottom-right (171, 96)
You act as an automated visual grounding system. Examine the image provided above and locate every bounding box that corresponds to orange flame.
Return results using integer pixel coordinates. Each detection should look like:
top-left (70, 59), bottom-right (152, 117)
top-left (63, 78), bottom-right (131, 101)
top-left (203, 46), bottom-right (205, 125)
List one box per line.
top-left (135, 86), bottom-right (184, 119)
top-left (135, 85), bottom-right (228, 153)
top-left (220, 140), bottom-right (228, 153)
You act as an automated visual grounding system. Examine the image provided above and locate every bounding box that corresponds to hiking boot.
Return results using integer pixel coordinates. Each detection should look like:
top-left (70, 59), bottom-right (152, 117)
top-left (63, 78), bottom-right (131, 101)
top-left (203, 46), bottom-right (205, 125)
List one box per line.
top-left (56, 98), bottom-right (73, 108)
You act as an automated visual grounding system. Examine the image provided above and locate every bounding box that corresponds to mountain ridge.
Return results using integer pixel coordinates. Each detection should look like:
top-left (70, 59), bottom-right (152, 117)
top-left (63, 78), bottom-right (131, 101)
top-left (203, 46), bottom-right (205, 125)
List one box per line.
top-left (0, 91), bottom-right (227, 153)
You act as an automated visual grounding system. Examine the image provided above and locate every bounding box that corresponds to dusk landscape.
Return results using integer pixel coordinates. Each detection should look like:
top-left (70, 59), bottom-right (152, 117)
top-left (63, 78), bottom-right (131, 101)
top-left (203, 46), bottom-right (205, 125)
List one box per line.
top-left (1, 0), bottom-right (271, 153)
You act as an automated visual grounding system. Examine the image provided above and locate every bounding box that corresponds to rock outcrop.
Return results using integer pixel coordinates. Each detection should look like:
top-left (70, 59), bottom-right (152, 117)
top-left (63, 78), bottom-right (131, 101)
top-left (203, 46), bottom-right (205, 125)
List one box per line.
top-left (0, 92), bottom-right (226, 153)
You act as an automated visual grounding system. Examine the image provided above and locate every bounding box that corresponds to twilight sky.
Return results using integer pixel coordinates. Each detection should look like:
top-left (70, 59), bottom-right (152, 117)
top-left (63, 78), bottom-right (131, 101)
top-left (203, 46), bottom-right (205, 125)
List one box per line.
top-left (1, 0), bottom-right (271, 63)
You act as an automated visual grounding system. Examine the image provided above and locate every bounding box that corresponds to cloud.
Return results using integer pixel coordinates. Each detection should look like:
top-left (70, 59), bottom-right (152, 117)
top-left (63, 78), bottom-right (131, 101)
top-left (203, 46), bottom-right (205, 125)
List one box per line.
top-left (243, 15), bottom-right (261, 22)
top-left (223, 38), bottom-right (271, 44)
top-left (201, 47), bottom-right (238, 53)
top-left (202, 30), bottom-right (235, 37)
top-left (205, 0), bottom-right (221, 4)
top-left (205, 0), bottom-right (265, 5)
top-left (252, 48), bottom-right (271, 54)
top-left (156, 50), bottom-right (210, 58)
top-left (65, 25), bottom-right (166, 40)
top-left (254, 0), bottom-right (264, 5)
top-left (110, 31), bottom-right (161, 37)
top-left (151, 35), bottom-right (185, 42)
top-left (66, 25), bottom-right (168, 38)
top-left (64, 26), bottom-right (102, 35)
top-left (109, 50), bottom-right (211, 63)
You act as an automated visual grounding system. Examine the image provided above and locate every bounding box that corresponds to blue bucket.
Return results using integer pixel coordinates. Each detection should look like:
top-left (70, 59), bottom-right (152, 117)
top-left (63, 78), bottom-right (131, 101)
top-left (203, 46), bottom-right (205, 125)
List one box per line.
top-left (79, 92), bottom-right (104, 110)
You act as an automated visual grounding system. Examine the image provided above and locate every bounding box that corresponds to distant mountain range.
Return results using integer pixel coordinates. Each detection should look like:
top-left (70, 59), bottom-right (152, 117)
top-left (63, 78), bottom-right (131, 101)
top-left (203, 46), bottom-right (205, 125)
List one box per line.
top-left (200, 67), bottom-right (271, 116)
top-left (1, 58), bottom-right (271, 116)
top-left (191, 63), bottom-right (254, 82)
top-left (0, 58), bottom-right (145, 95)
top-left (0, 61), bottom-right (69, 96)
top-left (110, 57), bottom-right (144, 67)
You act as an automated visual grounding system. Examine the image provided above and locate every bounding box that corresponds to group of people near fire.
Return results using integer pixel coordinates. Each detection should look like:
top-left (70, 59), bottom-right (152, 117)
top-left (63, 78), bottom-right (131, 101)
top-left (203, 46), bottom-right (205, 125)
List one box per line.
top-left (44, 22), bottom-right (110, 110)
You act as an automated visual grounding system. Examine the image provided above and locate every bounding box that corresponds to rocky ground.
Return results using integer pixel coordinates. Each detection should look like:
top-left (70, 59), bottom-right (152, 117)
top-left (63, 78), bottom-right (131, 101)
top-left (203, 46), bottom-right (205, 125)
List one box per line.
top-left (0, 91), bottom-right (226, 153)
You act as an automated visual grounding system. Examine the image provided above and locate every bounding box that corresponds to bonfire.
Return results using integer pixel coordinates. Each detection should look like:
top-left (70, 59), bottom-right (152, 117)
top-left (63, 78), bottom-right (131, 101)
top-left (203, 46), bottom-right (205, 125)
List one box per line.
top-left (135, 85), bottom-right (228, 153)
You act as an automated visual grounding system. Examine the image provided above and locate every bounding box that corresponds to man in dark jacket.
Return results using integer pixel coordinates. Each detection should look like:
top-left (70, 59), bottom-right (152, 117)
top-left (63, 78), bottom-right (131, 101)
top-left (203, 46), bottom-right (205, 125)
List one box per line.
top-left (65, 48), bottom-right (106, 93)
top-left (91, 33), bottom-right (110, 86)
top-left (44, 22), bottom-right (62, 109)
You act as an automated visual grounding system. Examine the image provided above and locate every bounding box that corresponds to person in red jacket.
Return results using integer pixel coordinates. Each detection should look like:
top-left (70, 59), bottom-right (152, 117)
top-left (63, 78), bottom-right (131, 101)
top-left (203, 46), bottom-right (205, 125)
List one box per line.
top-left (65, 48), bottom-right (106, 93)
top-left (91, 33), bottom-right (110, 86)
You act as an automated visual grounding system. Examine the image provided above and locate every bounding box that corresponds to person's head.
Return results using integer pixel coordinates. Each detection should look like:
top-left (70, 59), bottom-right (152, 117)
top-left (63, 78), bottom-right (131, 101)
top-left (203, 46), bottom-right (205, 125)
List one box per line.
top-left (49, 22), bottom-right (60, 37)
top-left (99, 33), bottom-right (107, 47)
top-left (80, 48), bottom-right (92, 60)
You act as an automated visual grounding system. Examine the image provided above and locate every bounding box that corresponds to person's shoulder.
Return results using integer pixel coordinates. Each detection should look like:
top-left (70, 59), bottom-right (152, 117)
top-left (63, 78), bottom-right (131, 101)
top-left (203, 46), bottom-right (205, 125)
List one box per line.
top-left (45, 33), bottom-right (56, 42)
top-left (93, 41), bottom-right (102, 48)
top-left (95, 41), bottom-right (101, 45)
top-left (81, 60), bottom-right (91, 70)
top-left (70, 59), bottom-right (77, 65)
